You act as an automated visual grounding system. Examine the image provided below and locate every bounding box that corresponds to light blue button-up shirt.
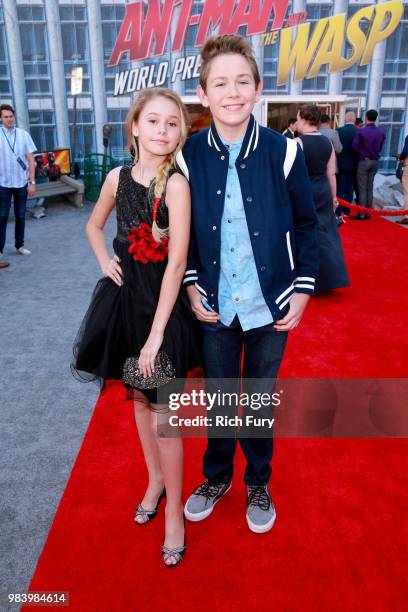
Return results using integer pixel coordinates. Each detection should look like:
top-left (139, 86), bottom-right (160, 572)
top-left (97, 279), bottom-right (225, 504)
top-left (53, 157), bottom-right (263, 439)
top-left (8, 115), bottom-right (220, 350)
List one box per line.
top-left (0, 127), bottom-right (37, 188)
top-left (216, 138), bottom-right (273, 331)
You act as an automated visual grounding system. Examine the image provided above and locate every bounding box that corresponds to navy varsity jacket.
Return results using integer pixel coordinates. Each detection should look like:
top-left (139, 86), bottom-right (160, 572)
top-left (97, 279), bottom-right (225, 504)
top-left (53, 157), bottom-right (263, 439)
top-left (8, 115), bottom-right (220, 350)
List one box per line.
top-left (176, 114), bottom-right (319, 321)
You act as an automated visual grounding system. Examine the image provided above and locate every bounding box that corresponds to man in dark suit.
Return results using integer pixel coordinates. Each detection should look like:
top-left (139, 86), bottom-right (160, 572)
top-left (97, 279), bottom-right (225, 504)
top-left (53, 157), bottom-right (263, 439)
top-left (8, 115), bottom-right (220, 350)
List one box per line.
top-left (336, 111), bottom-right (359, 216)
top-left (282, 117), bottom-right (297, 139)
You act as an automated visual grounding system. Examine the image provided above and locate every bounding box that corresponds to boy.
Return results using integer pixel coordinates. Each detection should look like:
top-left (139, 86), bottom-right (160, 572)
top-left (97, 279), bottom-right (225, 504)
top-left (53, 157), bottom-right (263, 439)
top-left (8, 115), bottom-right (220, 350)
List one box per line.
top-left (177, 35), bottom-right (318, 533)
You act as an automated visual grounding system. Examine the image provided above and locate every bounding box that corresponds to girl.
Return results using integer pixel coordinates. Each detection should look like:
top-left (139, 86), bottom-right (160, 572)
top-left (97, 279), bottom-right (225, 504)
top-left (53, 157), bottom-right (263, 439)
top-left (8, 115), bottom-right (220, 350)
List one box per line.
top-left (72, 88), bottom-right (200, 566)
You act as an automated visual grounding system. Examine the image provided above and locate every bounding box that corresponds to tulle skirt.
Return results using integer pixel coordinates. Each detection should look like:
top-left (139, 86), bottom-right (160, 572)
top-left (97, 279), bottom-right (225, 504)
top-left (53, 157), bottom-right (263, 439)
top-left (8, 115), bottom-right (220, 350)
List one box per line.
top-left (72, 237), bottom-right (201, 403)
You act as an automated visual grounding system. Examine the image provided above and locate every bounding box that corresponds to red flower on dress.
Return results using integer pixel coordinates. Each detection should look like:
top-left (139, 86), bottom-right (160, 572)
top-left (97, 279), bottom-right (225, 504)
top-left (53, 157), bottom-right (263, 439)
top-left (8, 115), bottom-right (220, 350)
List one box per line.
top-left (128, 222), bottom-right (169, 264)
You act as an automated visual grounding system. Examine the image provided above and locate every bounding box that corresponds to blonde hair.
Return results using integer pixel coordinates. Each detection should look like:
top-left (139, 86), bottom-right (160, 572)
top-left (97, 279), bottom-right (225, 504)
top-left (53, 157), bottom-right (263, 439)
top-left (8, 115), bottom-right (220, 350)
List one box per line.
top-left (125, 88), bottom-right (189, 242)
top-left (199, 34), bottom-right (261, 92)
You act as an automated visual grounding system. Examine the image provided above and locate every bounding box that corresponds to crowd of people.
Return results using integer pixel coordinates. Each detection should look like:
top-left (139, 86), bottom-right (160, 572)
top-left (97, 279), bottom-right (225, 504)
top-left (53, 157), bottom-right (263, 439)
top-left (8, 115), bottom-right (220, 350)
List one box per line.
top-left (282, 107), bottom-right (408, 224)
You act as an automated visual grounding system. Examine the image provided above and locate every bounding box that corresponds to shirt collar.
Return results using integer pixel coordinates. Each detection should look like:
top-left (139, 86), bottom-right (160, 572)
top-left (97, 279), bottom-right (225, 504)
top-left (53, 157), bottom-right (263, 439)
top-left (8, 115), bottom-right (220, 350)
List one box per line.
top-left (1, 126), bottom-right (16, 137)
top-left (221, 136), bottom-right (243, 150)
top-left (207, 114), bottom-right (260, 161)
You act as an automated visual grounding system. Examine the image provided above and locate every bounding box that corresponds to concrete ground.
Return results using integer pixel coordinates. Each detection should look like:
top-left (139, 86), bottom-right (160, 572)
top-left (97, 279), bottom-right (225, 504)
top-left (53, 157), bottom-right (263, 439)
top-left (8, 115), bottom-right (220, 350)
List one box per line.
top-left (0, 197), bottom-right (115, 601)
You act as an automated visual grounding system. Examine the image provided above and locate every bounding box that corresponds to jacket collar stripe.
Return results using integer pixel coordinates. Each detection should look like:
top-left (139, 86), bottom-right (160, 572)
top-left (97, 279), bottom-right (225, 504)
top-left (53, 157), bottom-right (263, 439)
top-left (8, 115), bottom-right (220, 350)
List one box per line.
top-left (207, 115), bottom-right (259, 158)
top-left (283, 138), bottom-right (298, 179)
top-left (253, 121), bottom-right (259, 151)
top-left (243, 123), bottom-right (255, 159)
top-left (209, 128), bottom-right (221, 151)
top-left (176, 150), bottom-right (189, 181)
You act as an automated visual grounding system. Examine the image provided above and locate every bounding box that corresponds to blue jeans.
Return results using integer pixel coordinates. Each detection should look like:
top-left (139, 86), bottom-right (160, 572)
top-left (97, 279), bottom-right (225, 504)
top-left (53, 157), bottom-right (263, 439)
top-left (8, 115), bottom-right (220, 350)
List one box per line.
top-left (201, 314), bottom-right (288, 485)
top-left (0, 185), bottom-right (28, 252)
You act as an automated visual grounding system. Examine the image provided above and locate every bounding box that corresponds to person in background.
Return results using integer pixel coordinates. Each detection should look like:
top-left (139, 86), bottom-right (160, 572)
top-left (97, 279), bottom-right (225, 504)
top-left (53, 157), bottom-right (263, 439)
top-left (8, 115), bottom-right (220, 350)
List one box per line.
top-left (353, 118), bottom-right (364, 201)
top-left (282, 117), bottom-right (297, 139)
top-left (351, 109), bottom-right (385, 220)
top-left (336, 111), bottom-right (359, 216)
top-left (0, 104), bottom-right (36, 259)
top-left (396, 133), bottom-right (408, 225)
top-left (319, 114), bottom-right (343, 157)
top-left (296, 104), bottom-right (350, 294)
top-left (319, 115), bottom-right (343, 223)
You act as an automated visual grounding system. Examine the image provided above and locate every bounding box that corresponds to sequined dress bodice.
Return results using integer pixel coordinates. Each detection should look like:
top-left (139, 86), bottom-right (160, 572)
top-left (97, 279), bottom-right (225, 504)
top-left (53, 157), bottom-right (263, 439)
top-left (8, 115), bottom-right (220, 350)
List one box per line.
top-left (115, 165), bottom-right (171, 243)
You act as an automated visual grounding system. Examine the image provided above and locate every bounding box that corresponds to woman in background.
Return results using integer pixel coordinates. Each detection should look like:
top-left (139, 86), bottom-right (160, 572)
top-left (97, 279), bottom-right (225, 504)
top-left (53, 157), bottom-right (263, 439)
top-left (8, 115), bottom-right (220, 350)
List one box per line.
top-left (296, 104), bottom-right (350, 294)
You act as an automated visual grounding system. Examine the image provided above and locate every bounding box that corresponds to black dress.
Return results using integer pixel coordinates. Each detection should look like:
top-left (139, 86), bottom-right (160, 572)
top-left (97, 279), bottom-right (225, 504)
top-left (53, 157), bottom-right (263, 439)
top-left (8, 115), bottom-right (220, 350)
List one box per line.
top-left (72, 165), bottom-right (201, 403)
top-left (299, 134), bottom-right (350, 293)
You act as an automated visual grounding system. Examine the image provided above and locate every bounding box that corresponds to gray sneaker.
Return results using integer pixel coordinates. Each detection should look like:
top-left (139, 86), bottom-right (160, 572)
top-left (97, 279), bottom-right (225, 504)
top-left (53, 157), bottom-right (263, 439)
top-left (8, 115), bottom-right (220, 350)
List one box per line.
top-left (184, 480), bottom-right (231, 522)
top-left (246, 484), bottom-right (276, 533)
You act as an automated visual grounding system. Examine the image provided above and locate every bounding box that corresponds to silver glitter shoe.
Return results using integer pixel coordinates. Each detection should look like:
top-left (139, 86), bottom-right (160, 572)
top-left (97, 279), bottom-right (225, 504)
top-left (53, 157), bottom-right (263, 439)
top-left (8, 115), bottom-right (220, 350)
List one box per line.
top-left (134, 488), bottom-right (166, 525)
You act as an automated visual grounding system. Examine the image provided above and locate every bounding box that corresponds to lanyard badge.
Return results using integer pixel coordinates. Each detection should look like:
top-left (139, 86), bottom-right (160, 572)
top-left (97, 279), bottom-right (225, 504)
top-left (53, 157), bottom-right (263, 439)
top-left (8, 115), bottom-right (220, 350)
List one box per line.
top-left (1, 128), bottom-right (27, 171)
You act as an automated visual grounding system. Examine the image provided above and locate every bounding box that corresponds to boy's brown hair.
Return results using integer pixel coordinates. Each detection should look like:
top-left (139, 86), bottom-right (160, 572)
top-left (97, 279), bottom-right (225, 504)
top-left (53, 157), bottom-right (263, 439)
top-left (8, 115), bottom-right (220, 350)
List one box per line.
top-left (199, 35), bottom-right (261, 91)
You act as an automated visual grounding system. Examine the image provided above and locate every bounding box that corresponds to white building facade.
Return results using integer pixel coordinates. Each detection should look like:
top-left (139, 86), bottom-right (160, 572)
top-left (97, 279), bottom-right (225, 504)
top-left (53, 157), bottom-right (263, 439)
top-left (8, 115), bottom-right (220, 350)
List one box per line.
top-left (0, 0), bottom-right (407, 172)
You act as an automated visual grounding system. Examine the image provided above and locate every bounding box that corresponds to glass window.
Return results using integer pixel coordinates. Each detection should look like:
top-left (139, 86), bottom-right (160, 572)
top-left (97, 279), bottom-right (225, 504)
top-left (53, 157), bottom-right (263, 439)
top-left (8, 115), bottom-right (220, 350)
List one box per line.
top-left (67, 110), bottom-right (95, 163)
top-left (0, 79), bottom-right (10, 94)
top-left (17, 6), bottom-right (31, 21)
top-left (60, 5), bottom-right (91, 94)
top-left (101, 6), bottom-right (115, 21)
top-left (59, 7), bottom-right (74, 21)
top-left (306, 4), bottom-right (332, 20)
top-left (32, 7), bottom-right (44, 21)
top-left (262, 14), bottom-right (288, 94)
top-left (341, 4), bottom-right (375, 96)
top-left (105, 108), bottom-right (129, 163)
top-left (299, 4), bottom-right (332, 94)
top-left (101, 5), bottom-right (133, 98)
top-left (74, 7), bottom-right (86, 21)
top-left (378, 108), bottom-right (405, 173)
top-left (0, 23), bottom-right (11, 96)
top-left (383, 12), bottom-right (408, 97)
top-left (19, 12), bottom-right (51, 96)
top-left (29, 111), bottom-right (56, 152)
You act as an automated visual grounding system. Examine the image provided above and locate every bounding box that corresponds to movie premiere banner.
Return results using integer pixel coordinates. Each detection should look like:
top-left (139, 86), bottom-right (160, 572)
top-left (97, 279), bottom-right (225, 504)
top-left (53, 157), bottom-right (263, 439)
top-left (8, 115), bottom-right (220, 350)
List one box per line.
top-left (107, 0), bottom-right (404, 96)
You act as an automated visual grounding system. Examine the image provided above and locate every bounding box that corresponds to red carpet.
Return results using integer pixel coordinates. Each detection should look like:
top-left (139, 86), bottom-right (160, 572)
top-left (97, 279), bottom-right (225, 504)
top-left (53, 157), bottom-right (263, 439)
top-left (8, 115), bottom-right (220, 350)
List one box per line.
top-left (27, 217), bottom-right (408, 611)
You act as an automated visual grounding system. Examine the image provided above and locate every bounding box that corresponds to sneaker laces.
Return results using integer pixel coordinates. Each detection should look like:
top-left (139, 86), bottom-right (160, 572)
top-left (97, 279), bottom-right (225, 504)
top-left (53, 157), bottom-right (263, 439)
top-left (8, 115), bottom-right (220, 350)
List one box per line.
top-left (195, 481), bottom-right (225, 500)
top-left (247, 485), bottom-right (271, 511)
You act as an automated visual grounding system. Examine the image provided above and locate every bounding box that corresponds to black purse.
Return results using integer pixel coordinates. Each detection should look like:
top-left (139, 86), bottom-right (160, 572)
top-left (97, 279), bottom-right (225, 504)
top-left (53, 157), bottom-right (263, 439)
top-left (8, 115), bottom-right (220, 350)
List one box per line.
top-left (123, 351), bottom-right (175, 390)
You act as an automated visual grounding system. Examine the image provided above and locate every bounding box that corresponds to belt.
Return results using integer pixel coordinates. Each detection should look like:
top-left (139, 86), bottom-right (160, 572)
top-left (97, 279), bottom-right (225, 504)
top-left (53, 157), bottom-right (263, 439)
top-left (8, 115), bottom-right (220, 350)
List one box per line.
top-left (362, 157), bottom-right (377, 161)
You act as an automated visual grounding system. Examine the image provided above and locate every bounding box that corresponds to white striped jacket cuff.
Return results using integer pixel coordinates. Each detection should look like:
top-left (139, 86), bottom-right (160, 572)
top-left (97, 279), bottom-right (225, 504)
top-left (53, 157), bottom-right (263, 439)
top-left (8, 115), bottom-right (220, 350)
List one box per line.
top-left (183, 269), bottom-right (198, 286)
top-left (294, 276), bottom-right (315, 294)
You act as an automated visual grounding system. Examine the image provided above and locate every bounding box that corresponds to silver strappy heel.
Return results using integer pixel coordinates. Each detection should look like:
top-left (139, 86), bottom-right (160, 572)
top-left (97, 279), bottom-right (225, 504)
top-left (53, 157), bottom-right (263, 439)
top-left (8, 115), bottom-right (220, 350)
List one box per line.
top-left (161, 543), bottom-right (186, 567)
top-left (134, 489), bottom-right (166, 525)
top-left (161, 515), bottom-right (186, 567)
